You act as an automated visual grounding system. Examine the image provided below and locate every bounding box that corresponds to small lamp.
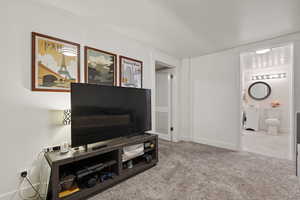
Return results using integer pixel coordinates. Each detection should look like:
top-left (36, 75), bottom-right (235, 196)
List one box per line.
top-left (63, 109), bottom-right (71, 125)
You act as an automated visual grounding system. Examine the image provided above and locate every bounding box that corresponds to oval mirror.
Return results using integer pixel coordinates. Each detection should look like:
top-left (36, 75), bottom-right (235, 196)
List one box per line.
top-left (248, 81), bottom-right (271, 100)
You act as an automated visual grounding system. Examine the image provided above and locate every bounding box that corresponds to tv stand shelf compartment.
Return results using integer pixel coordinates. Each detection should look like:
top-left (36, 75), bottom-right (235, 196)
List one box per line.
top-left (45, 133), bottom-right (158, 200)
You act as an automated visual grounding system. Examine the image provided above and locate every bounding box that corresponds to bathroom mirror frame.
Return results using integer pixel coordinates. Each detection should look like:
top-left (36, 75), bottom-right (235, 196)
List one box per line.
top-left (248, 81), bottom-right (271, 101)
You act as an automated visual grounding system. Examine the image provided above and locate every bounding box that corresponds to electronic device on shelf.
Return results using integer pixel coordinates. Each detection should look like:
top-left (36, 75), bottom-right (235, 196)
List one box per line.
top-left (71, 83), bottom-right (152, 149)
top-left (122, 143), bottom-right (144, 162)
top-left (84, 175), bottom-right (98, 188)
top-left (99, 172), bottom-right (115, 182)
top-left (143, 154), bottom-right (153, 163)
top-left (77, 169), bottom-right (116, 188)
top-left (76, 160), bottom-right (116, 180)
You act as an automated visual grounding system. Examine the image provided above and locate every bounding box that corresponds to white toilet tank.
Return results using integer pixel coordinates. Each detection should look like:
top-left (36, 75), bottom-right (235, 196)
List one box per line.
top-left (266, 108), bottom-right (281, 119)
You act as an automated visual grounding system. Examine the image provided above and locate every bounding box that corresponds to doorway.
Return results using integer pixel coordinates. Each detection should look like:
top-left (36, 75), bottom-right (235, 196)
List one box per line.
top-left (239, 44), bottom-right (294, 160)
top-left (155, 61), bottom-right (175, 141)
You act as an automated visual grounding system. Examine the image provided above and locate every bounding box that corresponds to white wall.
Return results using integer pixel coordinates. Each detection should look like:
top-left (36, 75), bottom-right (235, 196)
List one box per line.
top-left (180, 33), bottom-right (300, 151)
top-left (187, 50), bottom-right (241, 150)
top-left (178, 59), bottom-right (192, 141)
top-left (0, 0), bottom-right (179, 198)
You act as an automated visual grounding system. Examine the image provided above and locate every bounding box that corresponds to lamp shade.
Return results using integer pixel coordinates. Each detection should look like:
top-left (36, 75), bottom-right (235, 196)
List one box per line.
top-left (63, 109), bottom-right (71, 125)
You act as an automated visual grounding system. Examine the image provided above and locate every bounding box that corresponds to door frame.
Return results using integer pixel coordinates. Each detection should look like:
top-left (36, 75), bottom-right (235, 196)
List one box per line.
top-left (238, 43), bottom-right (295, 161)
top-left (151, 56), bottom-right (179, 142)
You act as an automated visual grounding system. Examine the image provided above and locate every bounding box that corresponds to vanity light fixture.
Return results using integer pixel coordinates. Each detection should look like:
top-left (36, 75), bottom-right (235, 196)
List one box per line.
top-left (251, 73), bottom-right (286, 81)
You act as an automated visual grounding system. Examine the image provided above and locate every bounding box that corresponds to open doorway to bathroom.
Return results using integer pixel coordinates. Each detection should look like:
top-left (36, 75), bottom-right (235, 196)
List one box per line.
top-left (154, 61), bottom-right (175, 141)
top-left (240, 44), bottom-right (294, 160)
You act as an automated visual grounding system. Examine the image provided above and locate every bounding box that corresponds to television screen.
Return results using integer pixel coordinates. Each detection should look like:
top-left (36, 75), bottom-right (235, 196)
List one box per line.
top-left (71, 83), bottom-right (151, 147)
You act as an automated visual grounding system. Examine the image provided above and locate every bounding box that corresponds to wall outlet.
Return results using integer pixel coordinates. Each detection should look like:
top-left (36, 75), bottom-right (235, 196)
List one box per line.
top-left (42, 147), bottom-right (51, 153)
top-left (19, 168), bottom-right (29, 179)
top-left (20, 170), bottom-right (28, 178)
top-left (43, 145), bottom-right (60, 152)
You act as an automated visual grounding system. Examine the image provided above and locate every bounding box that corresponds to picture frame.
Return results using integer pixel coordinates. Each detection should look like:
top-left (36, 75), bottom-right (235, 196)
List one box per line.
top-left (84, 46), bottom-right (117, 86)
top-left (119, 56), bottom-right (143, 88)
top-left (32, 32), bottom-right (80, 92)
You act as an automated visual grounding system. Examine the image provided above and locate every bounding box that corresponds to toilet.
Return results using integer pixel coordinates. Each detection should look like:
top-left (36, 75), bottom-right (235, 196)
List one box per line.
top-left (265, 108), bottom-right (280, 135)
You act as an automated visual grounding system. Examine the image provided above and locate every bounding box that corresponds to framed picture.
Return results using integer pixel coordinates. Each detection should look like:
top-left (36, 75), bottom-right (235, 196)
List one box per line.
top-left (119, 56), bottom-right (143, 88)
top-left (84, 46), bottom-right (117, 86)
top-left (31, 32), bottom-right (80, 92)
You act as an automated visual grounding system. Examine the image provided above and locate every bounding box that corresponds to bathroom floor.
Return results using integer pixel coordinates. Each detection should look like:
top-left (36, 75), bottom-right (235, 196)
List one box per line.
top-left (241, 130), bottom-right (290, 160)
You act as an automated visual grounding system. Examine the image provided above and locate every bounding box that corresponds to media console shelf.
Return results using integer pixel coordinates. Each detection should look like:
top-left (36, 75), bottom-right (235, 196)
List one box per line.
top-left (45, 134), bottom-right (158, 200)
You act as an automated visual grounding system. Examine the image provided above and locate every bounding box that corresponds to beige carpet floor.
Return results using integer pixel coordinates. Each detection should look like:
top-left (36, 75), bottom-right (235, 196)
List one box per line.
top-left (90, 140), bottom-right (300, 200)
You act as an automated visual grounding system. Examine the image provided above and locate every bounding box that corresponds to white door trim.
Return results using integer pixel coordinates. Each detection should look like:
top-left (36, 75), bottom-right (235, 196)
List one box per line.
top-left (150, 53), bottom-right (179, 142)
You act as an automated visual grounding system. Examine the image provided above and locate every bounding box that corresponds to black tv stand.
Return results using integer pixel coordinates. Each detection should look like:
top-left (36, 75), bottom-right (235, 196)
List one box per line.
top-left (45, 134), bottom-right (158, 200)
top-left (126, 132), bottom-right (145, 138)
top-left (91, 144), bottom-right (108, 151)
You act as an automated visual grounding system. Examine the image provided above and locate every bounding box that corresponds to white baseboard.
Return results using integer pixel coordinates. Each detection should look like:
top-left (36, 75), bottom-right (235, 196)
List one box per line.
top-left (0, 189), bottom-right (19, 200)
top-left (158, 134), bottom-right (171, 141)
top-left (0, 183), bottom-right (41, 200)
top-left (176, 136), bottom-right (238, 151)
top-left (260, 127), bottom-right (290, 134)
top-left (193, 137), bottom-right (239, 151)
top-left (178, 136), bottom-right (192, 142)
top-left (0, 188), bottom-right (24, 200)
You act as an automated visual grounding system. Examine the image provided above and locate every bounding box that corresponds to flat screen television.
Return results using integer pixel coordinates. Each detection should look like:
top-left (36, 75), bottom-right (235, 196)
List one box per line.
top-left (71, 83), bottom-right (152, 147)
